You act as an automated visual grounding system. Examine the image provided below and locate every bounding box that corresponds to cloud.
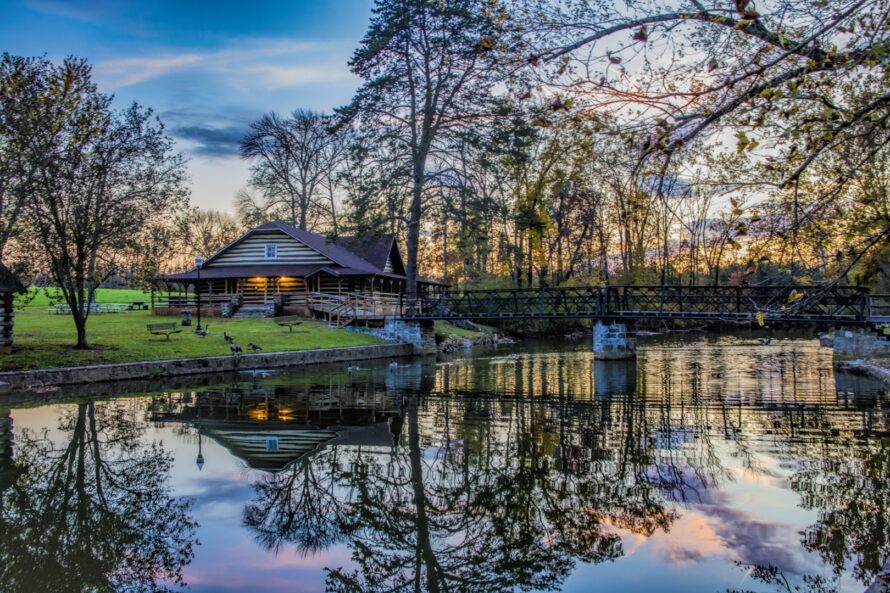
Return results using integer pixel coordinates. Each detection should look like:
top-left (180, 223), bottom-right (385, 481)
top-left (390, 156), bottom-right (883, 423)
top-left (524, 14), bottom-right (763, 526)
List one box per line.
top-left (173, 124), bottom-right (245, 158)
top-left (93, 40), bottom-right (348, 90)
top-left (26, 0), bottom-right (119, 22)
top-left (98, 54), bottom-right (204, 87)
top-left (248, 65), bottom-right (352, 89)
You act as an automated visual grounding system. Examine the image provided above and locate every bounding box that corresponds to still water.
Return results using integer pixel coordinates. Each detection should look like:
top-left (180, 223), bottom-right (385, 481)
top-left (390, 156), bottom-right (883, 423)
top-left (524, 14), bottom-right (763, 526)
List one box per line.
top-left (1, 334), bottom-right (888, 593)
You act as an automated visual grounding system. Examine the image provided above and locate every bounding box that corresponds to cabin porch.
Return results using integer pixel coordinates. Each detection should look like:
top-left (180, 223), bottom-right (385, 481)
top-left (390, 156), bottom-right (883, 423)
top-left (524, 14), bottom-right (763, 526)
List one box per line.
top-left (155, 273), bottom-right (443, 323)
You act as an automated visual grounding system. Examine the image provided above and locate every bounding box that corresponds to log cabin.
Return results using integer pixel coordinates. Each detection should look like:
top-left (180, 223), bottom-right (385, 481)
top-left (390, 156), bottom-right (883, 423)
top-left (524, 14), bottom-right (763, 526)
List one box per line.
top-left (160, 221), bottom-right (445, 322)
top-left (0, 264), bottom-right (25, 354)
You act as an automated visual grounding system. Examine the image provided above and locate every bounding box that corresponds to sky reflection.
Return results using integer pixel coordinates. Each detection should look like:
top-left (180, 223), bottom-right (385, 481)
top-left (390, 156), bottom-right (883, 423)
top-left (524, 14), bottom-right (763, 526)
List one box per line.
top-left (2, 335), bottom-right (888, 593)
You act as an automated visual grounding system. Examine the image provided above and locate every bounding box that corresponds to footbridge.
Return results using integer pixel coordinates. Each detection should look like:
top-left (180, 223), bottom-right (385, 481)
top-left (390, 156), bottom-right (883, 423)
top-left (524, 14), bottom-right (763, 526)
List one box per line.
top-left (402, 285), bottom-right (890, 325)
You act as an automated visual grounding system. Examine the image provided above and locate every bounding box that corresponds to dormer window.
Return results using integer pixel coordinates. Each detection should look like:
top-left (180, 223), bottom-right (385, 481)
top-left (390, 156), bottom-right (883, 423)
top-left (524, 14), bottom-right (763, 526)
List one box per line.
top-left (264, 243), bottom-right (278, 260)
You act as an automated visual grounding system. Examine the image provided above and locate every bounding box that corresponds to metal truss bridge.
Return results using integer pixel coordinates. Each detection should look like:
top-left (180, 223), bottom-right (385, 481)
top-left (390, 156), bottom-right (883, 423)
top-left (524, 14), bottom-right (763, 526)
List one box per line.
top-left (402, 285), bottom-right (890, 325)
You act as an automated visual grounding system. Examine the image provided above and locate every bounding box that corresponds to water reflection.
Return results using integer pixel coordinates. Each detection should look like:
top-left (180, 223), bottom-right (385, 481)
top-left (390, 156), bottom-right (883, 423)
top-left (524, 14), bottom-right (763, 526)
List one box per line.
top-left (0, 400), bottom-right (198, 592)
top-left (2, 336), bottom-right (889, 592)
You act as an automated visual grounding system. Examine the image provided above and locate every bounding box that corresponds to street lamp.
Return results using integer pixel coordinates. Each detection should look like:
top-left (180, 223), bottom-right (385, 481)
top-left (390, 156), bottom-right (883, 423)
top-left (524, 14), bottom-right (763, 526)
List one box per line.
top-left (194, 254), bottom-right (204, 332)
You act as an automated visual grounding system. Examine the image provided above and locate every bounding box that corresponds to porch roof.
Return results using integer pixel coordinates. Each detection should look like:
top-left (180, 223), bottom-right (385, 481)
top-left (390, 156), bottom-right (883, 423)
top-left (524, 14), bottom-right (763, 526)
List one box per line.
top-left (164, 264), bottom-right (409, 282)
top-left (165, 264), bottom-right (325, 281)
top-left (163, 264), bottom-right (449, 286)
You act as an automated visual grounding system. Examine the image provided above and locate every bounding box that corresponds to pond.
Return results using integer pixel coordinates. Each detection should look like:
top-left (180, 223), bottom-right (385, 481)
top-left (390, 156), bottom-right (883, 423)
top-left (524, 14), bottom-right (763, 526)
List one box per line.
top-left (1, 333), bottom-right (888, 593)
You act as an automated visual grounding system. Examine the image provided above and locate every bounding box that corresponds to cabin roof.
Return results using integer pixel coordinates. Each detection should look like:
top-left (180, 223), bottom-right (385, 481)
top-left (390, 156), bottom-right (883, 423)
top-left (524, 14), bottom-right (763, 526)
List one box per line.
top-left (165, 221), bottom-right (448, 285)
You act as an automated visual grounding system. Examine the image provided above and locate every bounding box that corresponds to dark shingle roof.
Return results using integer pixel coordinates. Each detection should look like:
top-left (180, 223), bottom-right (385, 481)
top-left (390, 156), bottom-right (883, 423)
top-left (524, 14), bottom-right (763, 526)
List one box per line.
top-left (334, 235), bottom-right (395, 272)
top-left (166, 221), bottom-right (445, 284)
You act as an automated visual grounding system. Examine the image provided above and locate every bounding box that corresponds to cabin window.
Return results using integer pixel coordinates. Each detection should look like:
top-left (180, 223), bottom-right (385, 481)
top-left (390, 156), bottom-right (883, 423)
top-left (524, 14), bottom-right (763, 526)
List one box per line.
top-left (264, 243), bottom-right (278, 260)
top-left (265, 436), bottom-right (279, 452)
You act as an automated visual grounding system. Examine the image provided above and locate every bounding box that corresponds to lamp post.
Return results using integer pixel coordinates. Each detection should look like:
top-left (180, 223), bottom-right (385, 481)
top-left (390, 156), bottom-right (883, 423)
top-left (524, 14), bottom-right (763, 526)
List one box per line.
top-left (196, 431), bottom-right (205, 471)
top-left (194, 255), bottom-right (204, 332)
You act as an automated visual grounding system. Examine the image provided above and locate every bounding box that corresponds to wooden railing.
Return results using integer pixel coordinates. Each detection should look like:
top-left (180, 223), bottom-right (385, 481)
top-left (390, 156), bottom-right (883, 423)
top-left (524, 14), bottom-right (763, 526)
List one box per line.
top-left (868, 294), bottom-right (890, 322)
top-left (306, 291), bottom-right (401, 326)
top-left (154, 294), bottom-right (232, 308)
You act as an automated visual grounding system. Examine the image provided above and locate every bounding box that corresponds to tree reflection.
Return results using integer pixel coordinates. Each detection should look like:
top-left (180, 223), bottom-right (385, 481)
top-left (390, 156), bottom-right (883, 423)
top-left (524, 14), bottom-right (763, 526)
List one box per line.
top-left (0, 401), bottom-right (198, 593)
top-left (241, 368), bottom-right (889, 593)
top-left (796, 438), bottom-right (890, 584)
top-left (245, 396), bottom-right (686, 592)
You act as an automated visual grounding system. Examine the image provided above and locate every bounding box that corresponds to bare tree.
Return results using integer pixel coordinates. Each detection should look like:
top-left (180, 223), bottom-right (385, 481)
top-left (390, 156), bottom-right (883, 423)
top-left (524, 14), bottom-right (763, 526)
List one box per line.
top-left (241, 109), bottom-right (344, 231)
top-left (18, 57), bottom-right (187, 348)
top-left (176, 208), bottom-right (243, 260)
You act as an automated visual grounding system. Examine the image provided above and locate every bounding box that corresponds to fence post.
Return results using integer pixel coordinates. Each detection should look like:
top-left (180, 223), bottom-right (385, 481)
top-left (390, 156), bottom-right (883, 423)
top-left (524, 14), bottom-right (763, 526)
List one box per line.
top-left (860, 288), bottom-right (869, 322)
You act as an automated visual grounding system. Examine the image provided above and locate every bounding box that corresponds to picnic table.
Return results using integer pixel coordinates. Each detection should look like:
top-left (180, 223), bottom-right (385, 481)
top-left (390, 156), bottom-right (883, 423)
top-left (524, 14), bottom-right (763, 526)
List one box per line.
top-left (147, 322), bottom-right (182, 340)
top-left (273, 315), bottom-right (305, 332)
top-left (47, 302), bottom-right (133, 314)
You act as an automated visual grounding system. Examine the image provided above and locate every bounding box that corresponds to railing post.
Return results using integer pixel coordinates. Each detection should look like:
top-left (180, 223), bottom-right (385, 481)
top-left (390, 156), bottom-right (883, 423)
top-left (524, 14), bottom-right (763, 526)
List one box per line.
top-left (860, 288), bottom-right (869, 322)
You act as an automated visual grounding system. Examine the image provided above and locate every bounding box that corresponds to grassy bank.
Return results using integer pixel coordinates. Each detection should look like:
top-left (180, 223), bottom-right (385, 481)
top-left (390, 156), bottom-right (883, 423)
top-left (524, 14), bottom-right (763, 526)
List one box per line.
top-left (15, 287), bottom-right (163, 309)
top-left (434, 321), bottom-right (495, 340)
top-left (4, 307), bottom-right (384, 371)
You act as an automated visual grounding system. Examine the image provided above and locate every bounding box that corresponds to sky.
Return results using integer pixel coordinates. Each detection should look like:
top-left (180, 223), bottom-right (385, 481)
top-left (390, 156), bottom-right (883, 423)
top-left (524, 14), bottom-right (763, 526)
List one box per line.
top-left (0, 0), bottom-right (375, 210)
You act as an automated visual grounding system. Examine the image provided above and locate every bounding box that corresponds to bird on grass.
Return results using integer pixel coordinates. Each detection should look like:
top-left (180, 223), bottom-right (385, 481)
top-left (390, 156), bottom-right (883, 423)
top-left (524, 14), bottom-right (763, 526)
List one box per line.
top-left (224, 332), bottom-right (234, 344)
top-left (196, 325), bottom-right (209, 337)
top-left (758, 337), bottom-right (772, 346)
top-left (248, 343), bottom-right (262, 353)
top-left (230, 343), bottom-right (242, 355)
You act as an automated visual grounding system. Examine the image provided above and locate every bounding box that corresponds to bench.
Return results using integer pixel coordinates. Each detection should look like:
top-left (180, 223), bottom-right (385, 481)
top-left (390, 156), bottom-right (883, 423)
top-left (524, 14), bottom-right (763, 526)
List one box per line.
top-left (273, 315), bottom-right (305, 332)
top-left (147, 322), bottom-right (182, 340)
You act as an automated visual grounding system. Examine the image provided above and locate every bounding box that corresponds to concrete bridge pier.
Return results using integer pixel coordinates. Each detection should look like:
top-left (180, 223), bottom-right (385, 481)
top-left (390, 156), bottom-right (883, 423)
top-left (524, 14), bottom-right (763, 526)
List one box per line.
top-left (592, 321), bottom-right (636, 360)
top-left (380, 319), bottom-right (438, 356)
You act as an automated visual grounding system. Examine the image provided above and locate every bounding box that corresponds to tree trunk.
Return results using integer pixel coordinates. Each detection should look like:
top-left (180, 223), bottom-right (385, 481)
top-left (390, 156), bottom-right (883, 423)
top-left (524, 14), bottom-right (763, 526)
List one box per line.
top-left (405, 178), bottom-right (423, 309)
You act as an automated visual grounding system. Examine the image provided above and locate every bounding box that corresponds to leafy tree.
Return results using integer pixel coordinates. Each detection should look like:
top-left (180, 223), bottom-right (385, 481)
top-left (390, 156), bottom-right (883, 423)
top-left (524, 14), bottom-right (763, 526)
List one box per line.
top-left (0, 54), bottom-right (46, 261)
top-left (338, 0), bottom-right (506, 303)
top-left (511, 0), bottom-right (890, 278)
top-left (13, 56), bottom-right (187, 348)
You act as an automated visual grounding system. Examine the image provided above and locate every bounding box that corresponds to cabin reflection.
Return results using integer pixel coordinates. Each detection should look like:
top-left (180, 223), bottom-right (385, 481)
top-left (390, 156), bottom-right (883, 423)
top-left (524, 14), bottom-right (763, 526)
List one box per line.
top-left (149, 367), bottom-right (423, 472)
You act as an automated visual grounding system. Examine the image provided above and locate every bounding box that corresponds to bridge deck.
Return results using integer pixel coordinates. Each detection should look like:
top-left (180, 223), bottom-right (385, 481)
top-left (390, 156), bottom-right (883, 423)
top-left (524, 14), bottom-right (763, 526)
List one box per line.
top-left (401, 285), bottom-right (886, 325)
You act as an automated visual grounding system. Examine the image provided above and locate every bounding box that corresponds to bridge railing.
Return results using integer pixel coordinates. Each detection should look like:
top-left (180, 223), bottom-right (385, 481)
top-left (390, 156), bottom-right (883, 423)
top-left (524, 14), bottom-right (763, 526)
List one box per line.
top-left (868, 294), bottom-right (890, 322)
top-left (404, 285), bottom-right (871, 323)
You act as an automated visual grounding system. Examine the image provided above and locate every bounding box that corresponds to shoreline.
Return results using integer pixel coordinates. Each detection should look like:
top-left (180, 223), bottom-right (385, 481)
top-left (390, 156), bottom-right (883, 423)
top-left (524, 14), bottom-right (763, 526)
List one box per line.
top-left (0, 343), bottom-right (415, 393)
top-left (834, 359), bottom-right (890, 387)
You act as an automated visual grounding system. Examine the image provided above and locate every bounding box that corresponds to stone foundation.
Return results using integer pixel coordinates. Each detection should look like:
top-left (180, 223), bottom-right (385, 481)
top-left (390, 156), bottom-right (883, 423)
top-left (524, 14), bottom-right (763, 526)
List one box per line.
top-left (0, 343), bottom-right (414, 392)
top-left (832, 327), bottom-right (890, 359)
top-left (349, 319), bottom-right (437, 355)
top-left (592, 321), bottom-right (636, 360)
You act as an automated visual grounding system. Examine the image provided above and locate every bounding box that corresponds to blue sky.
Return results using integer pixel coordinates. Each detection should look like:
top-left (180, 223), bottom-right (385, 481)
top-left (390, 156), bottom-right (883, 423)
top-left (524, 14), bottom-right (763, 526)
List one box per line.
top-left (0, 0), bottom-right (374, 210)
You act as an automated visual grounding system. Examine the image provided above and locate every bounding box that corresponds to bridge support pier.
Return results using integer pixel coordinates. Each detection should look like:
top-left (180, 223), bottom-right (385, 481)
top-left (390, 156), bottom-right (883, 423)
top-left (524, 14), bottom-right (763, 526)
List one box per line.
top-left (381, 319), bottom-right (437, 356)
top-left (592, 321), bottom-right (636, 360)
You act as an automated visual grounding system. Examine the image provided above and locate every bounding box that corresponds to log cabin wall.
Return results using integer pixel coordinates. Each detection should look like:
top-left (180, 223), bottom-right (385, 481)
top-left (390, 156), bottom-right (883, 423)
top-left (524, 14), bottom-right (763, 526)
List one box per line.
top-left (0, 293), bottom-right (14, 353)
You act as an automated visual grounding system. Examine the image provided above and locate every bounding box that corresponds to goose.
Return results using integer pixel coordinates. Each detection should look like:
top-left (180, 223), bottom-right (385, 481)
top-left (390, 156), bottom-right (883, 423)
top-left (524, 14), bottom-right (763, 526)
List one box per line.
top-left (248, 343), bottom-right (262, 353)
top-left (230, 343), bottom-right (242, 355)
top-left (347, 365), bottom-right (361, 373)
top-left (388, 361), bottom-right (399, 371)
top-left (223, 332), bottom-right (234, 344)
top-left (758, 337), bottom-right (772, 346)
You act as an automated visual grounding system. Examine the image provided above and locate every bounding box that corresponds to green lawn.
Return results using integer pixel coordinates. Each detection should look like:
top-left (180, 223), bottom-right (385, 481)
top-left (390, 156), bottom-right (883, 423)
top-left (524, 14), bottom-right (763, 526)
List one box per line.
top-left (15, 287), bottom-right (181, 310)
top-left (434, 321), bottom-right (494, 339)
top-left (4, 307), bottom-right (384, 371)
